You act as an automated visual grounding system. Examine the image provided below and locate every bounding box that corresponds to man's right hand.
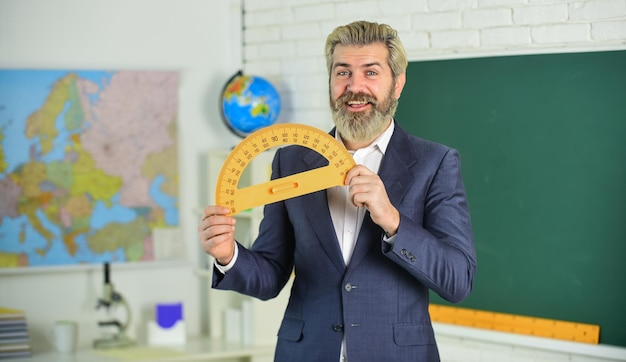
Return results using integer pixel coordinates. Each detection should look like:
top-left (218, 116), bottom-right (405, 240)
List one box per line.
top-left (198, 206), bottom-right (236, 265)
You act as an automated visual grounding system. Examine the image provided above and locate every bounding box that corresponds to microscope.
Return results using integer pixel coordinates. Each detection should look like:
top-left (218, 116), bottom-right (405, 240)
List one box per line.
top-left (93, 262), bottom-right (135, 348)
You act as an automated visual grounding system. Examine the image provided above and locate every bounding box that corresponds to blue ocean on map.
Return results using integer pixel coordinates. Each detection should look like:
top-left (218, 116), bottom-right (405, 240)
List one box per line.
top-left (0, 70), bottom-right (113, 174)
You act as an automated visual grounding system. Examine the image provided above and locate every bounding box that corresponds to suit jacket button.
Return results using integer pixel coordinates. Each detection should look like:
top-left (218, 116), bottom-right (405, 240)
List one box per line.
top-left (332, 324), bottom-right (344, 332)
top-left (344, 283), bottom-right (352, 292)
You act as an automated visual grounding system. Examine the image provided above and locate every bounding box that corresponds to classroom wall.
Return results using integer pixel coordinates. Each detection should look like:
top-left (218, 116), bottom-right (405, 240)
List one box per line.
top-left (0, 0), bottom-right (244, 352)
top-left (1, 0), bottom-right (625, 360)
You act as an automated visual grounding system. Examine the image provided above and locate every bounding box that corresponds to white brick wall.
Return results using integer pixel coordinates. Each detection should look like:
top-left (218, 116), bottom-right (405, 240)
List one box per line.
top-left (569, 0), bottom-right (626, 21)
top-left (463, 8), bottom-right (512, 28)
top-left (237, 1), bottom-right (626, 360)
top-left (513, 4), bottom-right (569, 25)
top-left (593, 20), bottom-right (626, 39)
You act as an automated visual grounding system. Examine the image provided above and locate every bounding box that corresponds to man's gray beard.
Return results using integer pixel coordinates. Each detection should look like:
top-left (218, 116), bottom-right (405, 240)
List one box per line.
top-left (331, 90), bottom-right (398, 144)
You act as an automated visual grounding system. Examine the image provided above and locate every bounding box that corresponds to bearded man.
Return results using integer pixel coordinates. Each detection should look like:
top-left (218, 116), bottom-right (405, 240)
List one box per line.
top-left (198, 20), bottom-right (476, 362)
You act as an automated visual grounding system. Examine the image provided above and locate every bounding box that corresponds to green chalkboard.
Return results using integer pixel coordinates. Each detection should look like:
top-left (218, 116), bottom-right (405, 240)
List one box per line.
top-left (395, 50), bottom-right (626, 347)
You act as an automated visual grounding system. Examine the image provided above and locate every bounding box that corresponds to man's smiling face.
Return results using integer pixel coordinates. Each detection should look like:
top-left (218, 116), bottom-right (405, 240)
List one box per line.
top-left (329, 42), bottom-right (405, 148)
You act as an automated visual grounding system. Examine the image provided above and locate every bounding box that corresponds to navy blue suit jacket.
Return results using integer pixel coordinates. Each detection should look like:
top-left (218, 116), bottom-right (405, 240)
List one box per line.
top-left (213, 122), bottom-right (476, 361)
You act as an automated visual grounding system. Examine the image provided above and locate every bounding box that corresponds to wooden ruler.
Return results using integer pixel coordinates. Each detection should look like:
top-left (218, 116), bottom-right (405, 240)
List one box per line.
top-left (429, 304), bottom-right (600, 344)
top-left (216, 124), bottom-right (356, 215)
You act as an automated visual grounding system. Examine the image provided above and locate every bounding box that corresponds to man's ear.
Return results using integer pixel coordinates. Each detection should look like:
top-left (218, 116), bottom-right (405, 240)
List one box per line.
top-left (394, 72), bottom-right (406, 99)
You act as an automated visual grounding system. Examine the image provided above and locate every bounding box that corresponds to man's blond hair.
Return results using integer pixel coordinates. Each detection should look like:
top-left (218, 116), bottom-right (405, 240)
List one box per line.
top-left (325, 21), bottom-right (408, 79)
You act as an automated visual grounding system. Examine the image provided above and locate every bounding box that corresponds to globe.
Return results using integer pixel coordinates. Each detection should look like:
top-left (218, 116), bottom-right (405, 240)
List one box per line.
top-left (220, 71), bottom-right (281, 138)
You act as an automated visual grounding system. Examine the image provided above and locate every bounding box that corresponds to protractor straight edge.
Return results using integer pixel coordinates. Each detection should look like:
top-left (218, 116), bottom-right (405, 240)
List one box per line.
top-left (216, 123), bottom-right (356, 215)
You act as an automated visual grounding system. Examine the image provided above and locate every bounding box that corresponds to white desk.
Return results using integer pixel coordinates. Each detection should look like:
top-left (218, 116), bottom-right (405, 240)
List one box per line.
top-left (9, 338), bottom-right (274, 362)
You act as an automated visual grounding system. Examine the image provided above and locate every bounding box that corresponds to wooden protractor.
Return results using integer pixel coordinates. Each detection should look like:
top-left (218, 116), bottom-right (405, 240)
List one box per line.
top-left (216, 123), bottom-right (356, 215)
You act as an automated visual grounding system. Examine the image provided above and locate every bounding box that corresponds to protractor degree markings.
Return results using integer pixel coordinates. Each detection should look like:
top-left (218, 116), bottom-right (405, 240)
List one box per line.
top-left (215, 124), bottom-right (356, 215)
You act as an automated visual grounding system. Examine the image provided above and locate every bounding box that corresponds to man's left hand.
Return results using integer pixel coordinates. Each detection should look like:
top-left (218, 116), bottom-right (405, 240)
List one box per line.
top-left (345, 165), bottom-right (400, 237)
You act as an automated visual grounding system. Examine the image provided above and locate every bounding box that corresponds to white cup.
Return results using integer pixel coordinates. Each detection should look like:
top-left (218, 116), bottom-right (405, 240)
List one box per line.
top-left (51, 320), bottom-right (78, 353)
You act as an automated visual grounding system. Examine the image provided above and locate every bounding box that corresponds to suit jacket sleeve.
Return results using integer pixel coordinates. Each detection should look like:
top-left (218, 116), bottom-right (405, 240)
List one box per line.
top-left (382, 144), bottom-right (476, 303)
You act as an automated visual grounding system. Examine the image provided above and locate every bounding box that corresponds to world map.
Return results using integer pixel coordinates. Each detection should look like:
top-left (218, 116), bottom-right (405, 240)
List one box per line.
top-left (0, 70), bottom-right (179, 268)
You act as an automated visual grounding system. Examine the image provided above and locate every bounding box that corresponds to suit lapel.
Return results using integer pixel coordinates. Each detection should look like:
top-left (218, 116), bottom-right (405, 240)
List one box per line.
top-left (299, 147), bottom-right (346, 274)
top-left (378, 125), bottom-right (416, 206)
top-left (347, 124), bottom-right (416, 271)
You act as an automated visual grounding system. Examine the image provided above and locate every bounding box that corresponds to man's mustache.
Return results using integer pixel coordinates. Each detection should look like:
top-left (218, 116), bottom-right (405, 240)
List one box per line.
top-left (336, 91), bottom-right (378, 107)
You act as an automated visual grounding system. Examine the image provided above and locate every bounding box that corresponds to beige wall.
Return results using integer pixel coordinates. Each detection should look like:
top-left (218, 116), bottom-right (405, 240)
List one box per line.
top-left (0, 0), bottom-right (242, 352)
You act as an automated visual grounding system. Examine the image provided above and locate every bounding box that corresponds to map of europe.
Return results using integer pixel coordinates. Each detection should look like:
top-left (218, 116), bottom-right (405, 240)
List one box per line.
top-left (0, 70), bottom-right (179, 268)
